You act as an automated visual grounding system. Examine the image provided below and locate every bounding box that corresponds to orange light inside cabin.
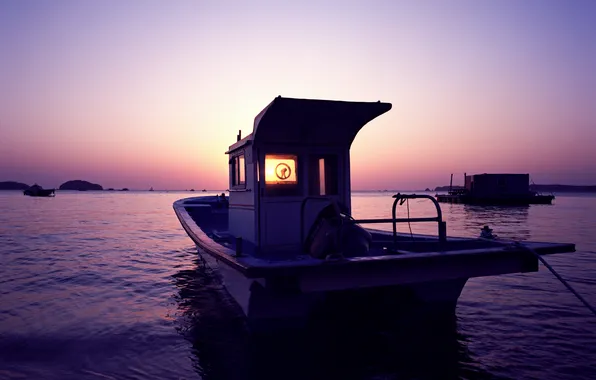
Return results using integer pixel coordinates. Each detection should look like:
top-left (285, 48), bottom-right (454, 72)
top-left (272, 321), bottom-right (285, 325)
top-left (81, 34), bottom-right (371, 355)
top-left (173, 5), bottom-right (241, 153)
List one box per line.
top-left (265, 155), bottom-right (297, 184)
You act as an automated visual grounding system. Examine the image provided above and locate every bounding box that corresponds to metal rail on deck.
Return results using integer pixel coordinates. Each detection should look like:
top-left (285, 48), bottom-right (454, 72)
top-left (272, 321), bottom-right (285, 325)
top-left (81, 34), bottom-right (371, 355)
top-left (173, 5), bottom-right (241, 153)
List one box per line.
top-left (350, 193), bottom-right (447, 247)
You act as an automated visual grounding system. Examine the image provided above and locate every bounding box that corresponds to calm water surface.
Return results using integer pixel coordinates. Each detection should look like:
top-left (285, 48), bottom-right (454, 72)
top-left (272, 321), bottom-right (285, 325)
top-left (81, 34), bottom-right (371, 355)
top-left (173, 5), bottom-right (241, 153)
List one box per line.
top-left (1, 190), bottom-right (595, 380)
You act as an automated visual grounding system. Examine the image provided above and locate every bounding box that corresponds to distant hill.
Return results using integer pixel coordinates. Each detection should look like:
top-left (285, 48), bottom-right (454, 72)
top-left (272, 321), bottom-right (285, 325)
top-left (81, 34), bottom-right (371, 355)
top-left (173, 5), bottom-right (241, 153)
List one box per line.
top-left (0, 181), bottom-right (30, 190)
top-left (530, 184), bottom-right (596, 193)
top-left (59, 180), bottom-right (103, 191)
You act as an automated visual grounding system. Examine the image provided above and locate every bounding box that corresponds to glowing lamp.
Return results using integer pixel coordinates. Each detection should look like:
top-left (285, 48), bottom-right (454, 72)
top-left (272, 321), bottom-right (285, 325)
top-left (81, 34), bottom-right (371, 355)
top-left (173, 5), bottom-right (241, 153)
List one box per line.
top-left (265, 155), bottom-right (297, 184)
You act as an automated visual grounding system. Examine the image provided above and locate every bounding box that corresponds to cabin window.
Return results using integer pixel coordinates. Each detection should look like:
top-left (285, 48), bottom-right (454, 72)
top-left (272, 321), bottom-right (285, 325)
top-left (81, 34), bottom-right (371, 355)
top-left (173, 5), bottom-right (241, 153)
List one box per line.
top-left (265, 155), bottom-right (297, 185)
top-left (264, 154), bottom-right (300, 196)
top-left (309, 155), bottom-right (338, 196)
top-left (319, 159), bottom-right (326, 195)
top-left (230, 154), bottom-right (246, 188)
top-left (238, 155), bottom-right (245, 184)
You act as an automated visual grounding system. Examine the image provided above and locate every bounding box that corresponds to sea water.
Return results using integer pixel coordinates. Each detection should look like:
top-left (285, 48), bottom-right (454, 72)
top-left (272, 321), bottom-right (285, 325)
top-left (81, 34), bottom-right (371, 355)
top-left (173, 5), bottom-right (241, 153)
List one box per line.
top-left (1, 190), bottom-right (595, 380)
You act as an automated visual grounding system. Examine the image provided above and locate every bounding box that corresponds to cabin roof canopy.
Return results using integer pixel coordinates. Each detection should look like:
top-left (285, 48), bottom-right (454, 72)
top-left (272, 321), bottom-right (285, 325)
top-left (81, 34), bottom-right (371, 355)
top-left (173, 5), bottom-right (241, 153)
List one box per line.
top-left (251, 96), bottom-right (392, 147)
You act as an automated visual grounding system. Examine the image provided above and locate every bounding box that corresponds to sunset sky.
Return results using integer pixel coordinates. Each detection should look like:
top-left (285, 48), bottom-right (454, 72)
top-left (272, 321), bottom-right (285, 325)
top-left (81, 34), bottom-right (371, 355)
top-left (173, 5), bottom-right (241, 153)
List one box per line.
top-left (1, 0), bottom-right (594, 190)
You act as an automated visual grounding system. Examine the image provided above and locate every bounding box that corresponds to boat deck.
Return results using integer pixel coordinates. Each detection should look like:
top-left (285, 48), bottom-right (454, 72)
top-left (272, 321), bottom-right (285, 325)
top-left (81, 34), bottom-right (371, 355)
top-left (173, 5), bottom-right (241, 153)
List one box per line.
top-left (174, 196), bottom-right (575, 282)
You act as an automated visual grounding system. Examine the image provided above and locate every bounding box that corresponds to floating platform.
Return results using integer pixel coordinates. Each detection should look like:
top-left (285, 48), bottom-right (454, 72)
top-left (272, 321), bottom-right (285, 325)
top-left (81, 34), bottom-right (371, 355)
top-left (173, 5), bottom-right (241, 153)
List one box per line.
top-left (436, 193), bottom-right (555, 205)
top-left (436, 173), bottom-right (555, 205)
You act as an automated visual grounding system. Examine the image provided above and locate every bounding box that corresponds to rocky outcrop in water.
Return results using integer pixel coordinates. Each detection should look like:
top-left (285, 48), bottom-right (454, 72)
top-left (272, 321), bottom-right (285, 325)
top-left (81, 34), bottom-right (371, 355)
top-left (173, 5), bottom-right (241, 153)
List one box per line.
top-left (59, 180), bottom-right (103, 191)
top-left (0, 181), bottom-right (30, 190)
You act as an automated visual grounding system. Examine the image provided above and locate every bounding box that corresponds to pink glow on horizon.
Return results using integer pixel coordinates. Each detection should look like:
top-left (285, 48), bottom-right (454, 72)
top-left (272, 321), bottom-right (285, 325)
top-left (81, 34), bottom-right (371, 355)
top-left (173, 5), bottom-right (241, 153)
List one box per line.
top-left (1, 1), bottom-right (595, 190)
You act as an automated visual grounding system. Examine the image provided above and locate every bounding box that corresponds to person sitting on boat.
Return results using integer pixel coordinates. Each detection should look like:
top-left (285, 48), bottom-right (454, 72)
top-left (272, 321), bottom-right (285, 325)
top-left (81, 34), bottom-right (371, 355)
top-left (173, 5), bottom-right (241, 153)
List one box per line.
top-left (480, 225), bottom-right (496, 239)
top-left (218, 192), bottom-right (228, 207)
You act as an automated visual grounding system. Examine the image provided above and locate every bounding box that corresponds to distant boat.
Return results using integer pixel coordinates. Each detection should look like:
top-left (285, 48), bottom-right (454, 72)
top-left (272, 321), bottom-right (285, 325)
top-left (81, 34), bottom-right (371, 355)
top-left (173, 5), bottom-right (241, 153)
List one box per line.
top-left (202, 189), bottom-right (207, 192)
top-left (149, 187), bottom-right (154, 191)
top-left (24, 184), bottom-right (55, 197)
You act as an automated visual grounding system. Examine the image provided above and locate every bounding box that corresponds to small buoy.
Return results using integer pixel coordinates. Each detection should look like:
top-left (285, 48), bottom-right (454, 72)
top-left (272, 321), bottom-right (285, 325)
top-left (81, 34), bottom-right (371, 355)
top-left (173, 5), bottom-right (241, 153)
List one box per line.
top-left (480, 225), bottom-right (495, 239)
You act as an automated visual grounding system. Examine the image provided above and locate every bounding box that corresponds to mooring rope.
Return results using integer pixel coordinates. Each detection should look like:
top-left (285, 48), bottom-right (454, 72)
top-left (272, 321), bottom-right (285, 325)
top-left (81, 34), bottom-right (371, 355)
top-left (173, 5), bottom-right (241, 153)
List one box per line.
top-left (513, 241), bottom-right (596, 317)
top-left (406, 198), bottom-right (414, 241)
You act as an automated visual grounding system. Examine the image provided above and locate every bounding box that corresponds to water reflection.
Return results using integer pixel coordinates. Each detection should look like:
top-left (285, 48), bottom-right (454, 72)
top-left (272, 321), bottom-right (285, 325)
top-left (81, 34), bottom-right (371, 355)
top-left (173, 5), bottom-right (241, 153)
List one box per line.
top-left (172, 258), bottom-right (500, 380)
top-left (457, 205), bottom-right (531, 241)
top-left (171, 257), bottom-right (248, 380)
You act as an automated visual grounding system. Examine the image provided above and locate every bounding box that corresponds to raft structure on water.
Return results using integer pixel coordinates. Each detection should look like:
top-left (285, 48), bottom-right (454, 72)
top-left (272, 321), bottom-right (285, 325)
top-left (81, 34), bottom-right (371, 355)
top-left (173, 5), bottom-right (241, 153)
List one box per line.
top-left (436, 173), bottom-right (555, 205)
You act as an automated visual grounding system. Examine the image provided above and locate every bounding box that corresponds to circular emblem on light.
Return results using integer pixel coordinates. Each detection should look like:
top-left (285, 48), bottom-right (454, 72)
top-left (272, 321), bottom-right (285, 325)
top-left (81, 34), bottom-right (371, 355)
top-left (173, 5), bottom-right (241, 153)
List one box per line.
top-left (275, 163), bottom-right (291, 180)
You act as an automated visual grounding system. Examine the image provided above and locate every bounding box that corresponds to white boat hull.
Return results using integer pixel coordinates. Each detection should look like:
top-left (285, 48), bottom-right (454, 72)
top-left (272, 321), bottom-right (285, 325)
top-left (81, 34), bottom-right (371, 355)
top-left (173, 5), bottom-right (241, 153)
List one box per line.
top-left (175, 196), bottom-right (574, 331)
top-left (195, 241), bottom-right (468, 328)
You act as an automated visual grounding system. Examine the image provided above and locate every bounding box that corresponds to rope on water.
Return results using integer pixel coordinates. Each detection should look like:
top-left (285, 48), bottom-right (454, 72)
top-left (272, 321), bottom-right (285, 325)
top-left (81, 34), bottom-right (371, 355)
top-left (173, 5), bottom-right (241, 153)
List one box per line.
top-left (406, 198), bottom-right (413, 241)
top-left (514, 241), bottom-right (596, 318)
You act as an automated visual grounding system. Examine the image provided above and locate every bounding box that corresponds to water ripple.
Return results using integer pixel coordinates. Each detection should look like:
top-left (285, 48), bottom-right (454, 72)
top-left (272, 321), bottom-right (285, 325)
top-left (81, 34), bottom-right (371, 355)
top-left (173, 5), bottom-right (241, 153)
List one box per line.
top-left (0, 191), bottom-right (595, 379)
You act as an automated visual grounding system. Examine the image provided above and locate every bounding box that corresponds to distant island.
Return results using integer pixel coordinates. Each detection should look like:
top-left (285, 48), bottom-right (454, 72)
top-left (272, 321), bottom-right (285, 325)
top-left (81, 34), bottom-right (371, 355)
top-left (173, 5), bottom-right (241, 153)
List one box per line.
top-left (0, 181), bottom-right (30, 190)
top-left (59, 180), bottom-right (103, 191)
top-left (434, 184), bottom-right (596, 193)
top-left (434, 185), bottom-right (465, 192)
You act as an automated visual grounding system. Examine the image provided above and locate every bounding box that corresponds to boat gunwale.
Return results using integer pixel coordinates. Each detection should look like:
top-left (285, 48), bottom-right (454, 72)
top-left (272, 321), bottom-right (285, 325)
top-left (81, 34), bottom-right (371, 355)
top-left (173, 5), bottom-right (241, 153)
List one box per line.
top-left (173, 197), bottom-right (576, 279)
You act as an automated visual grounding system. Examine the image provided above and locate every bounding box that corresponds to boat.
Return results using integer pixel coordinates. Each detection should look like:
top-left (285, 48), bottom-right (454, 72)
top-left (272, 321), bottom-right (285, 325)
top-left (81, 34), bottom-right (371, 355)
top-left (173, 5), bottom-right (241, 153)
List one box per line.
top-left (23, 184), bottom-right (55, 197)
top-left (173, 96), bottom-right (575, 331)
top-left (436, 173), bottom-right (555, 205)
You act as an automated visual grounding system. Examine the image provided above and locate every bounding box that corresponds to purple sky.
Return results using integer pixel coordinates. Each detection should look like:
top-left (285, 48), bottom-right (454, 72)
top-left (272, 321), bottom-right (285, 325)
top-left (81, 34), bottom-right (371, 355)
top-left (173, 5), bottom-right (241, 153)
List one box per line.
top-left (1, 0), bottom-right (595, 190)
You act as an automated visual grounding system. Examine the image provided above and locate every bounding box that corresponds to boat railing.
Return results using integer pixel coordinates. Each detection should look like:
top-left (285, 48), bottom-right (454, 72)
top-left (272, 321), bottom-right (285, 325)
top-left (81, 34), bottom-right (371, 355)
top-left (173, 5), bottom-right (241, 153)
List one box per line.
top-left (300, 194), bottom-right (447, 252)
top-left (348, 193), bottom-right (447, 247)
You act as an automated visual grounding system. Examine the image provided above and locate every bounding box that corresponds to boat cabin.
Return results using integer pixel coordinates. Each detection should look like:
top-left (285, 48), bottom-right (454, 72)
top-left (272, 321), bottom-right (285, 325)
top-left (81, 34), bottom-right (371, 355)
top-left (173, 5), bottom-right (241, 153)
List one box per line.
top-left (465, 173), bottom-right (530, 197)
top-left (225, 96), bottom-right (392, 256)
